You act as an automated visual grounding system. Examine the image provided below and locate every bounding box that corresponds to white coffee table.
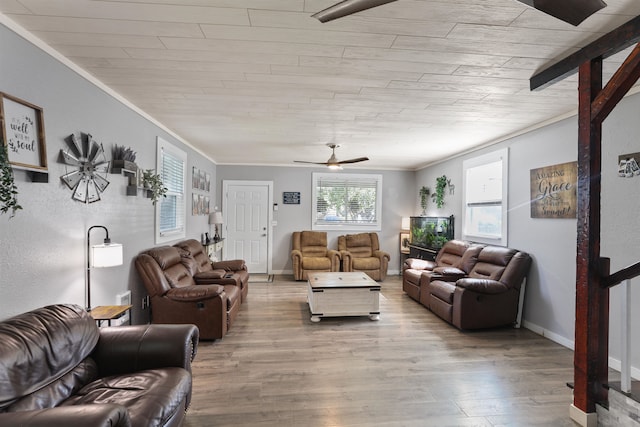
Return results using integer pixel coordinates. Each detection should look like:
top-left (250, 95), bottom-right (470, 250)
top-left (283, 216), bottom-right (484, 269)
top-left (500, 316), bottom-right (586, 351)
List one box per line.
top-left (307, 272), bottom-right (381, 322)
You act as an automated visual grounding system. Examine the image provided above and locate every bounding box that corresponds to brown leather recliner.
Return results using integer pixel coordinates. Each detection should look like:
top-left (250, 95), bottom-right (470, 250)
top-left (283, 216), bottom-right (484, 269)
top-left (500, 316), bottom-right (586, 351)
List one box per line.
top-left (402, 239), bottom-right (478, 302)
top-left (291, 231), bottom-right (340, 281)
top-left (174, 239), bottom-right (249, 303)
top-left (0, 304), bottom-right (198, 426)
top-left (428, 246), bottom-right (532, 329)
top-left (135, 245), bottom-right (241, 340)
top-left (338, 233), bottom-right (390, 281)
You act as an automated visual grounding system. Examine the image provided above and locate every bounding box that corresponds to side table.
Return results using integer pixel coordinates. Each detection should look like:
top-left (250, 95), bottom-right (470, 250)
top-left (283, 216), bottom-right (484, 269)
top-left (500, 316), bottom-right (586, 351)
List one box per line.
top-left (90, 305), bottom-right (132, 327)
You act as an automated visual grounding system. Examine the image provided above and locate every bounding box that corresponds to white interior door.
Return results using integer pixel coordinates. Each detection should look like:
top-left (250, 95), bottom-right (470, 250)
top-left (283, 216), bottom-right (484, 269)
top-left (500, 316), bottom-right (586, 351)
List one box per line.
top-left (223, 181), bottom-right (272, 274)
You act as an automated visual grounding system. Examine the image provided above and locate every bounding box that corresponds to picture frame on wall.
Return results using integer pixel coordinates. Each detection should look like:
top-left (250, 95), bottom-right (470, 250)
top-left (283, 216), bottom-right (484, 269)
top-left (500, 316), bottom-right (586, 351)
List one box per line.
top-left (192, 166), bottom-right (199, 189)
top-left (0, 92), bottom-right (48, 172)
top-left (400, 232), bottom-right (410, 254)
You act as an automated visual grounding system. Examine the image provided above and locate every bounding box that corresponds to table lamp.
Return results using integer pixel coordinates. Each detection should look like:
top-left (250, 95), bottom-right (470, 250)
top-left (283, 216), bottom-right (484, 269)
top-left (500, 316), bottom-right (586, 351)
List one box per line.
top-left (209, 211), bottom-right (224, 242)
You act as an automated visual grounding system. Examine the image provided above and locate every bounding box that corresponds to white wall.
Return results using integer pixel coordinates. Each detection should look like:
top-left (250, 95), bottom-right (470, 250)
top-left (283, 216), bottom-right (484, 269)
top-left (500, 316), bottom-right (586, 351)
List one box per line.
top-left (216, 165), bottom-right (416, 274)
top-left (0, 23), bottom-right (216, 323)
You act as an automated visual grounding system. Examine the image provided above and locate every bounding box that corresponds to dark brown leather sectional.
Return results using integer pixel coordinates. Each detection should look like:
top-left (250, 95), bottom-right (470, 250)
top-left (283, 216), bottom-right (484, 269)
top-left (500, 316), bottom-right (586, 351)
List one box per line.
top-left (136, 239), bottom-right (249, 340)
top-left (0, 304), bottom-right (198, 426)
top-left (403, 240), bottom-right (532, 330)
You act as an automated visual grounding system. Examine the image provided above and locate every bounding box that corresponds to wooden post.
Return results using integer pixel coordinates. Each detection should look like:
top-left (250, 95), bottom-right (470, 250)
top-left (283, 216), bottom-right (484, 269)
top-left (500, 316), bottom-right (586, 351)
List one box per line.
top-left (573, 58), bottom-right (609, 415)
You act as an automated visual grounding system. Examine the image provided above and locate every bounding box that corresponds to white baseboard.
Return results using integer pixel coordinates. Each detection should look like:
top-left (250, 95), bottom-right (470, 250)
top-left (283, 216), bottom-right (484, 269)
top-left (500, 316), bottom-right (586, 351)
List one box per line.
top-left (522, 320), bottom-right (575, 350)
top-left (523, 320), bottom-right (640, 381)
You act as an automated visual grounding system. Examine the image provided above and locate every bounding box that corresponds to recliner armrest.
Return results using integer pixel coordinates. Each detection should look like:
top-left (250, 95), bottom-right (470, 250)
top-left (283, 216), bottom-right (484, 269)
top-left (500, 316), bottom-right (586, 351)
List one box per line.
top-left (456, 278), bottom-right (508, 294)
top-left (373, 250), bottom-right (390, 261)
top-left (291, 249), bottom-right (302, 261)
top-left (327, 249), bottom-right (341, 260)
top-left (212, 259), bottom-right (246, 271)
top-left (0, 404), bottom-right (130, 427)
top-left (166, 284), bottom-right (225, 301)
top-left (92, 323), bottom-right (199, 377)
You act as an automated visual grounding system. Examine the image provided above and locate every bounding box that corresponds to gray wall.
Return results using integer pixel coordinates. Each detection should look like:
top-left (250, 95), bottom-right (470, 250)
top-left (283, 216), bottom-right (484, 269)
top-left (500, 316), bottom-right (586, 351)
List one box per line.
top-left (0, 23), bottom-right (216, 323)
top-left (216, 165), bottom-right (416, 274)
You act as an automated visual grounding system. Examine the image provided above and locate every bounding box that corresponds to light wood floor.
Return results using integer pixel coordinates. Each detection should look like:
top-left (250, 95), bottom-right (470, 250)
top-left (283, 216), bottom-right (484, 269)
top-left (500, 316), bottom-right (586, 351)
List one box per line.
top-left (184, 275), bottom-right (578, 427)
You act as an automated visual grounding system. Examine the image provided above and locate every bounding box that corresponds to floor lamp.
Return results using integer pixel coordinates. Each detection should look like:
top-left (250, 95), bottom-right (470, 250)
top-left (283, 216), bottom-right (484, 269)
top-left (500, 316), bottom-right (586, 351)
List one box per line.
top-left (86, 225), bottom-right (123, 311)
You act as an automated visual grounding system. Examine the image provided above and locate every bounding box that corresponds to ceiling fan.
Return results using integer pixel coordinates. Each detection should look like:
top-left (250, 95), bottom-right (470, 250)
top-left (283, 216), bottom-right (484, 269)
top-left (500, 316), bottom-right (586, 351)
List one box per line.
top-left (294, 143), bottom-right (369, 169)
top-left (312, 0), bottom-right (607, 27)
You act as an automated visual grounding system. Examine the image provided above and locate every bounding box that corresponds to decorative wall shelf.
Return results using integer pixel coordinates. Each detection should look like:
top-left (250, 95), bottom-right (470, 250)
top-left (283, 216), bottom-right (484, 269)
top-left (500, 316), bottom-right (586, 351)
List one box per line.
top-left (110, 160), bottom-right (137, 175)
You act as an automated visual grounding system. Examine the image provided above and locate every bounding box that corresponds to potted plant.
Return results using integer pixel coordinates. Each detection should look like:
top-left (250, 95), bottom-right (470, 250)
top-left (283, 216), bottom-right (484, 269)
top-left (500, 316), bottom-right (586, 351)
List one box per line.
top-left (419, 186), bottom-right (430, 215)
top-left (142, 169), bottom-right (167, 205)
top-left (432, 175), bottom-right (448, 208)
top-left (112, 145), bottom-right (137, 173)
top-left (0, 139), bottom-right (21, 218)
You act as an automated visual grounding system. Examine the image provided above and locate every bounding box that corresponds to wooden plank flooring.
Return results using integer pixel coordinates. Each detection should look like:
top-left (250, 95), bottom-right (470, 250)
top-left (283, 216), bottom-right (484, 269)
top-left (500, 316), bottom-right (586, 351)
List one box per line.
top-left (184, 275), bottom-right (578, 426)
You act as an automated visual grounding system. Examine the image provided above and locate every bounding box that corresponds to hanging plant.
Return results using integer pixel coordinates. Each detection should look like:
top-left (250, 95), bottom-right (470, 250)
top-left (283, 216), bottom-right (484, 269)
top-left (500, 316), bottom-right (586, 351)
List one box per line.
top-left (142, 169), bottom-right (167, 205)
top-left (419, 186), bottom-right (430, 215)
top-left (0, 141), bottom-right (22, 218)
top-left (431, 175), bottom-right (448, 208)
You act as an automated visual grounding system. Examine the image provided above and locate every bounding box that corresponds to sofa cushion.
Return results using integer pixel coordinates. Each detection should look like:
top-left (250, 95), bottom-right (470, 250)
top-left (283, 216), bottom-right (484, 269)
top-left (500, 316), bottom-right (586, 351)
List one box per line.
top-left (345, 233), bottom-right (374, 257)
top-left (302, 256), bottom-right (332, 270)
top-left (0, 305), bottom-right (99, 411)
top-left (468, 247), bottom-right (516, 281)
top-left (352, 257), bottom-right (380, 270)
top-left (62, 367), bottom-right (191, 427)
top-left (429, 281), bottom-right (456, 304)
top-left (5, 358), bottom-right (98, 412)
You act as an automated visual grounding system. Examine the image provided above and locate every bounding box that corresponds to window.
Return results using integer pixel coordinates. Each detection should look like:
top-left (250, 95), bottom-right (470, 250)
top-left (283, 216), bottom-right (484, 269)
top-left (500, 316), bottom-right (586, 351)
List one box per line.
top-left (312, 173), bottom-right (382, 231)
top-left (462, 148), bottom-right (508, 246)
top-left (155, 137), bottom-right (187, 244)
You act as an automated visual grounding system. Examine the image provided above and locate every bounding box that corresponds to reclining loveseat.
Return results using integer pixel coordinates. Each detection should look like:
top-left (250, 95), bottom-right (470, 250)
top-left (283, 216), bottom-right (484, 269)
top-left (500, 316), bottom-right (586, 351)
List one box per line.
top-left (0, 304), bottom-right (198, 426)
top-left (136, 239), bottom-right (249, 340)
top-left (403, 240), bottom-right (531, 330)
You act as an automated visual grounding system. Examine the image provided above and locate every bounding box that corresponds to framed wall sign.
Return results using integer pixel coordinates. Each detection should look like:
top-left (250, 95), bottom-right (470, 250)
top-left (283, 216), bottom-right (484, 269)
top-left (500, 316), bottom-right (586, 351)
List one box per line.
top-left (530, 161), bottom-right (577, 218)
top-left (400, 232), bottom-right (410, 254)
top-left (0, 92), bottom-right (47, 172)
top-left (283, 191), bottom-right (300, 204)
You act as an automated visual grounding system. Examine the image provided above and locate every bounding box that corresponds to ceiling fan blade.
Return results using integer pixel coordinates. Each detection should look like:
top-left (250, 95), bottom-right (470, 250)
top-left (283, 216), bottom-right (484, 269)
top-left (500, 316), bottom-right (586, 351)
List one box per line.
top-left (515, 0), bottom-right (606, 26)
top-left (312, 0), bottom-right (398, 23)
top-left (294, 160), bottom-right (328, 165)
top-left (338, 157), bottom-right (370, 164)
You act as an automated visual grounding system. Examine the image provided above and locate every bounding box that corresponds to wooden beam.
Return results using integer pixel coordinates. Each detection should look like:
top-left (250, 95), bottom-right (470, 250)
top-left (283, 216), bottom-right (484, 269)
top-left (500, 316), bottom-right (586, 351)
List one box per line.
top-left (531, 15), bottom-right (640, 91)
top-left (574, 58), bottom-right (609, 414)
top-left (592, 43), bottom-right (640, 123)
top-left (602, 261), bottom-right (640, 288)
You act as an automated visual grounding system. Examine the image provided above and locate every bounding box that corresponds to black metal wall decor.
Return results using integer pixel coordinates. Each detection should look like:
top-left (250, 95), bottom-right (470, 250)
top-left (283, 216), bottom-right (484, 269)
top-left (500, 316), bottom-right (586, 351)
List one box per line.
top-left (60, 132), bottom-right (110, 203)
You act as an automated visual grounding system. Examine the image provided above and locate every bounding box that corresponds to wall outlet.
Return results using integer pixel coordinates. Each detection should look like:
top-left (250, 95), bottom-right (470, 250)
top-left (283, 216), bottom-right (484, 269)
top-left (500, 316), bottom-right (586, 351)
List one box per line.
top-left (141, 295), bottom-right (150, 310)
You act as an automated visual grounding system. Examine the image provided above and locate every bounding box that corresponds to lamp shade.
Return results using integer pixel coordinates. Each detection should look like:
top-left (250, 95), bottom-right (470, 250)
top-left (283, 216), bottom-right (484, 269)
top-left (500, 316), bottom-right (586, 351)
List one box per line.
top-left (401, 217), bottom-right (410, 230)
top-left (209, 211), bottom-right (224, 225)
top-left (91, 243), bottom-right (123, 268)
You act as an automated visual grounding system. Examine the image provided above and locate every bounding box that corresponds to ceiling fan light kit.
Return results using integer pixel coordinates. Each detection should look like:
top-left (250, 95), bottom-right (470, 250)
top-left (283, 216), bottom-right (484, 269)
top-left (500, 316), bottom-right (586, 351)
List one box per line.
top-left (313, 0), bottom-right (606, 26)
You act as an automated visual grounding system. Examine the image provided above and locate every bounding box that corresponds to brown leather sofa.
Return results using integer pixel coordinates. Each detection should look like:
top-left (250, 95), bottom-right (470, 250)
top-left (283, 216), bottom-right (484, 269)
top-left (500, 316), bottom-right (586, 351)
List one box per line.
top-left (403, 240), bottom-right (531, 329)
top-left (0, 304), bottom-right (198, 427)
top-left (291, 231), bottom-right (341, 280)
top-left (175, 239), bottom-right (249, 302)
top-left (136, 241), bottom-right (247, 340)
top-left (338, 232), bottom-right (390, 281)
